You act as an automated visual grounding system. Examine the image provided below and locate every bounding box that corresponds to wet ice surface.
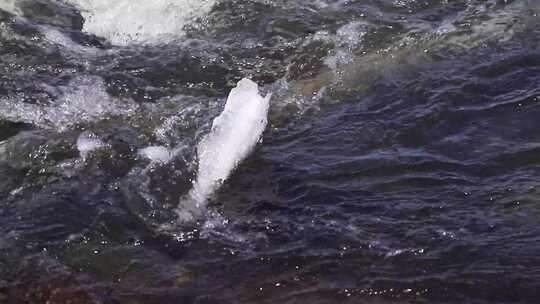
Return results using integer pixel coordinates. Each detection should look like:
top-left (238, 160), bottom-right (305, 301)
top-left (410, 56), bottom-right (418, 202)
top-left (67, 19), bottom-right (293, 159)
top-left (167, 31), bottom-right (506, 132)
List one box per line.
top-left (176, 78), bottom-right (270, 222)
top-left (1, 0), bottom-right (540, 303)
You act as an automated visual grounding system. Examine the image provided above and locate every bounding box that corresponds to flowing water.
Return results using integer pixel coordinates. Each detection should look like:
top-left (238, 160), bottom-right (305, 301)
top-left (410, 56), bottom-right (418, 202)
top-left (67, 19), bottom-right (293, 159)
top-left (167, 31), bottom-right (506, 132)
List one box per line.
top-left (1, 0), bottom-right (540, 303)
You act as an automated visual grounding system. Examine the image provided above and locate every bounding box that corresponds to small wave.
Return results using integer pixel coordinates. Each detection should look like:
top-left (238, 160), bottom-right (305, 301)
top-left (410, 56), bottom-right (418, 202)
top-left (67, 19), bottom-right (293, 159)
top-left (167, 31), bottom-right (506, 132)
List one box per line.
top-left (0, 75), bottom-right (138, 132)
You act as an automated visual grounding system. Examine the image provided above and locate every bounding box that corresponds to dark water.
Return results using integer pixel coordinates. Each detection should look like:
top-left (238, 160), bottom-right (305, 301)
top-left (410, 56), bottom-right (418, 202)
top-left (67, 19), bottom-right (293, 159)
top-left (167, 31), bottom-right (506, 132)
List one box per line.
top-left (1, 0), bottom-right (540, 303)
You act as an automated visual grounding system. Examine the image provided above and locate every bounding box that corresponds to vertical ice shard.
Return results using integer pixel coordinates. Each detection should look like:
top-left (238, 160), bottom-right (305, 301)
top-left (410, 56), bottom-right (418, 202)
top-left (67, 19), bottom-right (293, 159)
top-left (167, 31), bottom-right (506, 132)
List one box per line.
top-left (176, 79), bottom-right (271, 221)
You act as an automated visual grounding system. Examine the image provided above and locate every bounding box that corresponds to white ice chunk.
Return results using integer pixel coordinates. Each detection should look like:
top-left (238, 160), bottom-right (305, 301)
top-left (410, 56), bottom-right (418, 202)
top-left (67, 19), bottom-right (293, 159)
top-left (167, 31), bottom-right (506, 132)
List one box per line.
top-left (176, 78), bottom-right (271, 221)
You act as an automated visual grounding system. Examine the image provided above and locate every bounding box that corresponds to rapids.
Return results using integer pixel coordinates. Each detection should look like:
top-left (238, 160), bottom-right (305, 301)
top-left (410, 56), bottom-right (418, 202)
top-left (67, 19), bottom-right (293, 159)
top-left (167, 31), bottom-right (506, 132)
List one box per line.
top-left (0, 0), bottom-right (539, 303)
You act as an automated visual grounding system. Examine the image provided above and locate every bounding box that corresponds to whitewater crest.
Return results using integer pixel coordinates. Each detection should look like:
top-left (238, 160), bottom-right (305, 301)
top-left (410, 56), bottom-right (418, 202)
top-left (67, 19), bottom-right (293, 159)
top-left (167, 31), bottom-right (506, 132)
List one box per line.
top-left (65, 0), bottom-right (216, 45)
top-left (138, 146), bottom-right (173, 164)
top-left (0, 0), bottom-right (19, 16)
top-left (175, 78), bottom-right (271, 222)
top-left (0, 76), bottom-right (137, 132)
top-left (77, 132), bottom-right (107, 160)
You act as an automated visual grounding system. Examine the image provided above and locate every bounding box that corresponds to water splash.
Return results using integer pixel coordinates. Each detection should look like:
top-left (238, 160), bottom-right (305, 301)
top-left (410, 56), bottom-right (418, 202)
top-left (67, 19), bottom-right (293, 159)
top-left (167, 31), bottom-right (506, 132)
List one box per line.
top-left (138, 146), bottom-right (173, 164)
top-left (77, 132), bottom-right (106, 160)
top-left (66, 0), bottom-right (216, 45)
top-left (0, 76), bottom-right (138, 132)
top-left (0, 0), bottom-right (20, 16)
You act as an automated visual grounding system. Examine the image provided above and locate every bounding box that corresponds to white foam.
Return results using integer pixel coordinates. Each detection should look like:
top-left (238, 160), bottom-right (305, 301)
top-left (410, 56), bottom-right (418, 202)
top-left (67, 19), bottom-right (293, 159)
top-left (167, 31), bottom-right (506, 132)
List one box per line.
top-left (138, 146), bottom-right (173, 164)
top-left (0, 76), bottom-right (137, 132)
top-left (0, 0), bottom-right (20, 16)
top-left (38, 25), bottom-right (100, 55)
top-left (176, 78), bottom-right (271, 221)
top-left (77, 132), bottom-right (106, 159)
top-left (336, 21), bottom-right (367, 49)
top-left (65, 0), bottom-right (216, 45)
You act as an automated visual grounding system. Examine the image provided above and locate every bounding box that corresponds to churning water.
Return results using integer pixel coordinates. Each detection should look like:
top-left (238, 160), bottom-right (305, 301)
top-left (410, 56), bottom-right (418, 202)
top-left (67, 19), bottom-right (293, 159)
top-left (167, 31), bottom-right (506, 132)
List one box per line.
top-left (0, 0), bottom-right (540, 303)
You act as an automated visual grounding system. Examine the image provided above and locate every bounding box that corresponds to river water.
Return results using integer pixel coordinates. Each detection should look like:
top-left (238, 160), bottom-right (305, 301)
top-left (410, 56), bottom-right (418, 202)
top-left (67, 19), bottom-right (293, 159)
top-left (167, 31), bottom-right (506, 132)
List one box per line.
top-left (1, 0), bottom-right (540, 303)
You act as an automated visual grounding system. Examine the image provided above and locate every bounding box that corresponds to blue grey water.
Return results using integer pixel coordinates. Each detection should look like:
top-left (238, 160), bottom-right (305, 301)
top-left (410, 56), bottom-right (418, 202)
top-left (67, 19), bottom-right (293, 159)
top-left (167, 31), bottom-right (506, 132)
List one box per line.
top-left (0, 0), bottom-right (539, 303)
